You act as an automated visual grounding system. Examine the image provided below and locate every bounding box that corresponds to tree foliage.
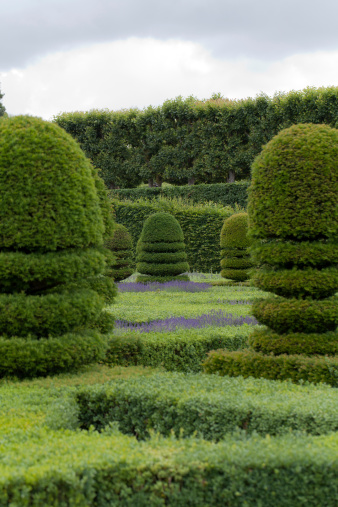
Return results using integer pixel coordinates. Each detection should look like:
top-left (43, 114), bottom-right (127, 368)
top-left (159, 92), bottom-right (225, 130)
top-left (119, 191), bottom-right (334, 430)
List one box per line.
top-left (54, 86), bottom-right (338, 189)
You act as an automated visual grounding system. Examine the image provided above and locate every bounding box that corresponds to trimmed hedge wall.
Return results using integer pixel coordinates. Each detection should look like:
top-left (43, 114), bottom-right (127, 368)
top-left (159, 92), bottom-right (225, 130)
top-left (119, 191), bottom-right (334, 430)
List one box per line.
top-left (103, 326), bottom-right (249, 372)
top-left (2, 425), bottom-right (338, 506)
top-left (2, 367), bottom-right (338, 506)
top-left (77, 372), bottom-right (338, 439)
top-left (112, 199), bottom-right (234, 272)
top-left (203, 349), bottom-right (338, 386)
top-left (111, 181), bottom-right (250, 208)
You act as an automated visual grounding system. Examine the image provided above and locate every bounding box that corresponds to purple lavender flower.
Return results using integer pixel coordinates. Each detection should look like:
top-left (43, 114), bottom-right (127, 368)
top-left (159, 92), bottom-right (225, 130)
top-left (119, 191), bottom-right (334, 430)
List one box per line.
top-left (115, 310), bottom-right (258, 333)
top-left (117, 280), bottom-right (211, 293)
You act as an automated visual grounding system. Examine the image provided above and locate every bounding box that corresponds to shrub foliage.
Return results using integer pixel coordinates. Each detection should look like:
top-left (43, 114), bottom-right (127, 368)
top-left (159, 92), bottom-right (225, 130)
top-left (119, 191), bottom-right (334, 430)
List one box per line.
top-left (220, 212), bottom-right (253, 281)
top-left (206, 123), bottom-right (338, 383)
top-left (0, 116), bottom-right (112, 377)
top-left (104, 223), bottom-right (134, 281)
top-left (136, 212), bottom-right (189, 281)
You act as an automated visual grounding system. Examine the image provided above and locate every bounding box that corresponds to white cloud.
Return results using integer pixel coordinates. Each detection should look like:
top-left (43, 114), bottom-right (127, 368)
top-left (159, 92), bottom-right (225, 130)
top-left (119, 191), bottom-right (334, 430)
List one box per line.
top-left (1, 37), bottom-right (338, 120)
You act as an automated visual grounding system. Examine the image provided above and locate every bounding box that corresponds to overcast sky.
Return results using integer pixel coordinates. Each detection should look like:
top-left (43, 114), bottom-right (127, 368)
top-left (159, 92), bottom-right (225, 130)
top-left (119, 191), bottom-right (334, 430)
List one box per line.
top-left (1, 0), bottom-right (338, 120)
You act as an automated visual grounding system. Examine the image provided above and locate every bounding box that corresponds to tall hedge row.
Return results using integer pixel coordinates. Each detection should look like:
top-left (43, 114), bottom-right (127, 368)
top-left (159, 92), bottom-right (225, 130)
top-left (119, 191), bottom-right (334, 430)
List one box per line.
top-left (112, 199), bottom-right (233, 272)
top-left (54, 86), bottom-right (338, 188)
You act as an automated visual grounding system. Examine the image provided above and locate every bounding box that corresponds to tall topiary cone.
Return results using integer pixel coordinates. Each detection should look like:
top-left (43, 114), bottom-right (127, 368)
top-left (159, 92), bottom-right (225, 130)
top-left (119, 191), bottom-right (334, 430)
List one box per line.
top-left (104, 224), bottom-right (134, 282)
top-left (203, 123), bottom-right (338, 385)
top-left (220, 213), bottom-right (253, 282)
top-left (0, 115), bottom-right (112, 378)
top-left (136, 212), bottom-right (189, 282)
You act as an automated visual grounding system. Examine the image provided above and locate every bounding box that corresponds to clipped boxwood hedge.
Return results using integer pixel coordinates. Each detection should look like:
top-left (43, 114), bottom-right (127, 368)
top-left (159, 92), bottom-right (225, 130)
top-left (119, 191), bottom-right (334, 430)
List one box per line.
top-left (203, 349), bottom-right (338, 386)
top-left (77, 371), bottom-right (338, 439)
top-left (103, 326), bottom-right (250, 372)
top-left (2, 425), bottom-right (338, 506)
top-left (0, 331), bottom-right (108, 378)
top-left (1, 366), bottom-right (338, 506)
top-left (111, 181), bottom-right (250, 208)
top-left (248, 328), bottom-right (338, 356)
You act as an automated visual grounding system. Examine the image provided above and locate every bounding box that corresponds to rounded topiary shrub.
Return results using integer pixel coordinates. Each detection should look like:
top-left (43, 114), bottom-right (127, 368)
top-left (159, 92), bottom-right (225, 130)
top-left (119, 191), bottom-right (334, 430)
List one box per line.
top-left (204, 123), bottom-right (338, 384)
top-left (0, 115), bottom-right (113, 378)
top-left (220, 212), bottom-right (253, 282)
top-left (248, 123), bottom-right (338, 357)
top-left (136, 212), bottom-right (189, 282)
top-left (104, 224), bottom-right (134, 282)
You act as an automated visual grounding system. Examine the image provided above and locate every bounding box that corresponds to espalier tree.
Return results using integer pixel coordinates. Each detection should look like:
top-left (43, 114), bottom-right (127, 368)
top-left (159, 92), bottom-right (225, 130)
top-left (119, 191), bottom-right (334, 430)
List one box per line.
top-left (104, 223), bottom-right (134, 282)
top-left (0, 115), bottom-right (115, 378)
top-left (220, 212), bottom-right (253, 283)
top-left (136, 212), bottom-right (189, 282)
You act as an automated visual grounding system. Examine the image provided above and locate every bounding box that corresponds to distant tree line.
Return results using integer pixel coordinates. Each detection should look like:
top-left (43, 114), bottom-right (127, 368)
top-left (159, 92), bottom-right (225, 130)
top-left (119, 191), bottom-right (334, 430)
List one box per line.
top-left (54, 86), bottom-right (338, 189)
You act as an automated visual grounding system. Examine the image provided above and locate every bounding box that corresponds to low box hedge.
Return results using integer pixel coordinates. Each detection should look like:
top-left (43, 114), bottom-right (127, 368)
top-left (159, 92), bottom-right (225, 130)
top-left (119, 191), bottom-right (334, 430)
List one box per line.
top-left (203, 349), bottom-right (338, 386)
top-left (110, 181), bottom-right (250, 208)
top-left (103, 326), bottom-right (250, 372)
top-left (1, 422), bottom-right (338, 506)
top-left (1, 366), bottom-right (338, 506)
top-left (76, 371), bottom-right (338, 440)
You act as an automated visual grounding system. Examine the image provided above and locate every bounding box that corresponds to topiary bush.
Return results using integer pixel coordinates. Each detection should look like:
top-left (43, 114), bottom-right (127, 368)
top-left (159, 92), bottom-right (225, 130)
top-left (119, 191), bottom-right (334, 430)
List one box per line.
top-left (206, 123), bottom-right (338, 383)
top-left (136, 212), bottom-right (189, 282)
top-left (0, 115), bottom-right (113, 378)
top-left (104, 223), bottom-right (134, 282)
top-left (220, 212), bottom-right (253, 282)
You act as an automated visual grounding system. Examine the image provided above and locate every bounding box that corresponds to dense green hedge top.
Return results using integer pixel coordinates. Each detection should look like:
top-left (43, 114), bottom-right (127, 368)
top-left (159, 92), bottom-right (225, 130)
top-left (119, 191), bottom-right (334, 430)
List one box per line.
top-left (248, 123), bottom-right (338, 241)
top-left (138, 212), bottom-right (185, 244)
top-left (0, 115), bottom-right (104, 251)
top-left (220, 212), bottom-right (251, 249)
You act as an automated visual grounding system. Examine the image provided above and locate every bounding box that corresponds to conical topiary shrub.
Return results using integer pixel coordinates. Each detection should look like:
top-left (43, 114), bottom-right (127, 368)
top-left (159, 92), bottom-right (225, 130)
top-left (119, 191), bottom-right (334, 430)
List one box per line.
top-left (0, 115), bottom-right (113, 378)
top-left (136, 212), bottom-right (189, 282)
top-left (204, 123), bottom-right (338, 385)
top-left (220, 212), bottom-right (253, 283)
top-left (104, 224), bottom-right (134, 282)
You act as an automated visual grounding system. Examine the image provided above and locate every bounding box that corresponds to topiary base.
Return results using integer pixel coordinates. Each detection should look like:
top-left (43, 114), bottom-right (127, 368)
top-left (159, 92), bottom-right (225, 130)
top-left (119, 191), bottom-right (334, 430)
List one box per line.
top-left (0, 331), bottom-right (108, 378)
top-left (248, 328), bottom-right (338, 356)
top-left (135, 274), bottom-right (190, 284)
top-left (203, 349), bottom-right (338, 386)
